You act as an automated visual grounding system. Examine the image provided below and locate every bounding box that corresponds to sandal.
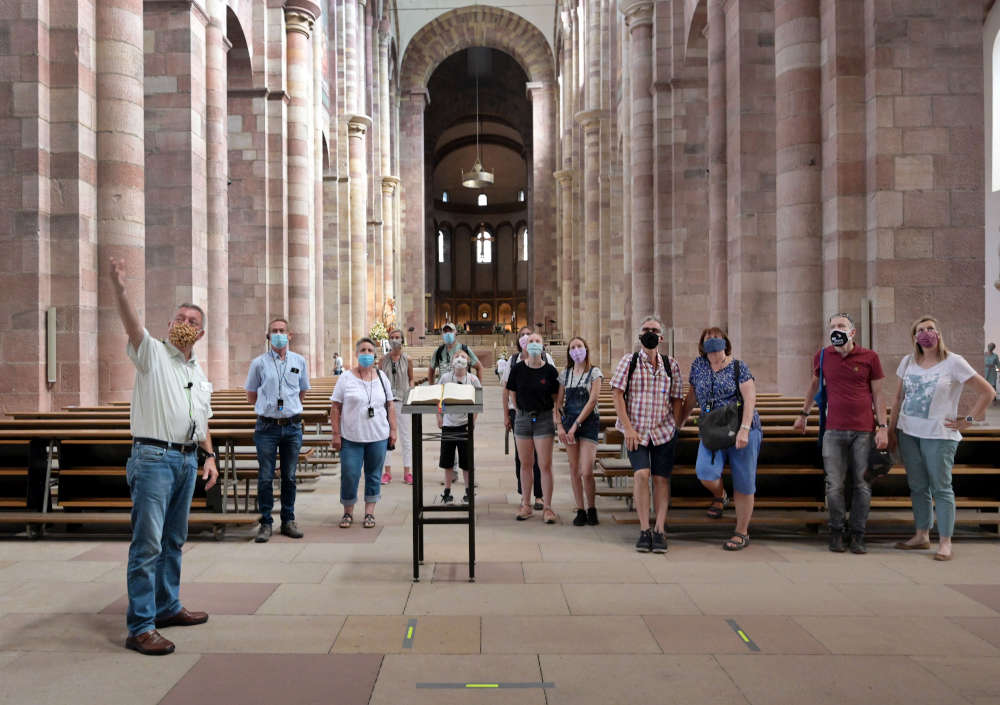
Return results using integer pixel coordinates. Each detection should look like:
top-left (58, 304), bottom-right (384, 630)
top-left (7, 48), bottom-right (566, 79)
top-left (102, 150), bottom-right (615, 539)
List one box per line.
top-left (707, 492), bottom-right (728, 519)
top-left (338, 513), bottom-right (353, 529)
top-left (723, 533), bottom-right (750, 551)
top-left (516, 504), bottom-right (533, 521)
top-left (543, 508), bottom-right (557, 524)
top-left (363, 513), bottom-right (376, 529)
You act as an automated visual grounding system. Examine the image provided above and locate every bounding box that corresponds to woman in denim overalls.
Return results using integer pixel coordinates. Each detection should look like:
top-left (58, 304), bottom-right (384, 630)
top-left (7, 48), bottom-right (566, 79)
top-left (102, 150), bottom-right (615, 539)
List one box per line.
top-left (555, 337), bottom-right (604, 526)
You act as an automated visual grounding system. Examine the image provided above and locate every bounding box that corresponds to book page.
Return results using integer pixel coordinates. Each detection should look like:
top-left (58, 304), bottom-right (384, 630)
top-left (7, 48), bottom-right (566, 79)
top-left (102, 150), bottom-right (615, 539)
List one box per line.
top-left (441, 383), bottom-right (476, 404)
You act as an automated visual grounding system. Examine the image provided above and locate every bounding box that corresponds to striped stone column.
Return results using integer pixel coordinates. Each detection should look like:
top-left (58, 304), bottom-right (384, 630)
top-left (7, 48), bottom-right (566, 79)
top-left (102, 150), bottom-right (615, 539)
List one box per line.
top-left (527, 81), bottom-right (558, 330)
top-left (707, 0), bottom-right (728, 328)
top-left (554, 169), bottom-right (574, 342)
top-left (775, 0), bottom-right (822, 394)
top-left (622, 0), bottom-right (654, 325)
top-left (382, 176), bottom-right (399, 305)
top-left (347, 115), bottom-right (371, 343)
top-left (399, 91), bottom-right (426, 337)
top-left (576, 109), bottom-right (604, 351)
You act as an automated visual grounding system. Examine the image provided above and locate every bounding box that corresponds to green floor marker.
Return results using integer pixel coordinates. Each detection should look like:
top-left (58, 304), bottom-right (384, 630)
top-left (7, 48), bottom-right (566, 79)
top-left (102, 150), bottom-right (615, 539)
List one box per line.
top-left (402, 618), bottom-right (417, 649)
top-left (726, 619), bottom-right (761, 652)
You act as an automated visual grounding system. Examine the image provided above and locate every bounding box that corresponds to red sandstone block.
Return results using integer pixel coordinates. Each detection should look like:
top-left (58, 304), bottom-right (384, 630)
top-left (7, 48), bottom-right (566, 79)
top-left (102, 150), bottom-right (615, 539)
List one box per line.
top-left (893, 95), bottom-right (931, 127)
top-left (931, 95), bottom-right (981, 127)
top-left (949, 191), bottom-right (981, 227)
top-left (902, 190), bottom-right (949, 228)
top-left (902, 127), bottom-right (948, 154)
top-left (901, 68), bottom-right (949, 95)
top-left (947, 126), bottom-right (981, 156)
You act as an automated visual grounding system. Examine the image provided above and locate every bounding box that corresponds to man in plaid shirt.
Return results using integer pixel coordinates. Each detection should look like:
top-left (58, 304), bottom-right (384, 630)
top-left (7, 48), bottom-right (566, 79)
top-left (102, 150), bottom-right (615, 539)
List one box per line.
top-left (611, 315), bottom-right (684, 553)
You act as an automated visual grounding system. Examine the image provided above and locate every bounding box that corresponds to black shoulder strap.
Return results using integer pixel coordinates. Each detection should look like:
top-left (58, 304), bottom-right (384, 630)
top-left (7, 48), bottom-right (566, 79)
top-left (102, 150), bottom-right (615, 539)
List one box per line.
top-left (378, 369), bottom-right (392, 404)
top-left (432, 344), bottom-right (445, 369)
top-left (461, 343), bottom-right (471, 357)
top-left (623, 352), bottom-right (640, 405)
top-left (733, 358), bottom-right (743, 406)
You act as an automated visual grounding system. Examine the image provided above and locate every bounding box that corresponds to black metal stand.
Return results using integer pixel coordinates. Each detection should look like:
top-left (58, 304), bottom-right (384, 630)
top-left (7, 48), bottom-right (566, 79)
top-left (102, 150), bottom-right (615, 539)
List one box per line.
top-left (402, 389), bottom-right (483, 582)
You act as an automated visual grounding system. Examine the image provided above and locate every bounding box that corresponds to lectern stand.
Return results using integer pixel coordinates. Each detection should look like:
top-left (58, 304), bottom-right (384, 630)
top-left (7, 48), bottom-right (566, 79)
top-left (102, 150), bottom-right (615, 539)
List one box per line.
top-left (401, 388), bottom-right (483, 582)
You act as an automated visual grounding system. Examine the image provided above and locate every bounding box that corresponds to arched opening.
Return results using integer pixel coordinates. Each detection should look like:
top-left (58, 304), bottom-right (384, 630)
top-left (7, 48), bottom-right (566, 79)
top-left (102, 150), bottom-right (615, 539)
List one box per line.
top-left (498, 302), bottom-right (513, 331)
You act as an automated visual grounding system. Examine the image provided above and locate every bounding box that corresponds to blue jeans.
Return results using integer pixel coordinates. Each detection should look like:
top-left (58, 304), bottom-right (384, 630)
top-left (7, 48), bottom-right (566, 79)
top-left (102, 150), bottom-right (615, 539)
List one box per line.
top-left (822, 430), bottom-right (873, 534)
top-left (898, 430), bottom-right (959, 538)
top-left (125, 442), bottom-right (197, 636)
top-left (254, 419), bottom-right (303, 524)
top-left (340, 438), bottom-right (388, 506)
top-left (695, 428), bottom-right (762, 496)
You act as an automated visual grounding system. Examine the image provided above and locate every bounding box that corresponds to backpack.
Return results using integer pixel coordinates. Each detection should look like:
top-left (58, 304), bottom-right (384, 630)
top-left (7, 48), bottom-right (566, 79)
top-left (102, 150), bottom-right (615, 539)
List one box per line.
top-left (623, 351), bottom-right (671, 407)
top-left (432, 342), bottom-right (472, 370)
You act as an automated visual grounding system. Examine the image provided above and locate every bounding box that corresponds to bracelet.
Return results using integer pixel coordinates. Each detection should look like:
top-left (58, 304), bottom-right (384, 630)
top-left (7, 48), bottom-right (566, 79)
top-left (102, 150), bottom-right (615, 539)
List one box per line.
top-left (875, 423), bottom-right (887, 429)
top-left (740, 424), bottom-right (751, 431)
top-left (798, 411), bottom-right (810, 417)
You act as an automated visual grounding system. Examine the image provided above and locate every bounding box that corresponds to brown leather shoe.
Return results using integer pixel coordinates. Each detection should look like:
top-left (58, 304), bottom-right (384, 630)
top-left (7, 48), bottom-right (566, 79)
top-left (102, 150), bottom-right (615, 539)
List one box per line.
top-left (155, 607), bottom-right (209, 629)
top-left (125, 629), bottom-right (175, 655)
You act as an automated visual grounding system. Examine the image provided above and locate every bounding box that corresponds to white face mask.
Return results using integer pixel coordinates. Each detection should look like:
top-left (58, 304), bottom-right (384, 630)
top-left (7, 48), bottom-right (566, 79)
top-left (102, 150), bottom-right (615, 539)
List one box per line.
top-left (453, 357), bottom-right (468, 370)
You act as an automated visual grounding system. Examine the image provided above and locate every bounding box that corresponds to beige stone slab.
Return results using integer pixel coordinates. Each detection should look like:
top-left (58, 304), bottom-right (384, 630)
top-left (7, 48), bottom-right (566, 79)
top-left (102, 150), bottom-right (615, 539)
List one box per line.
top-left (324, 561), bottom-right (428, 583)
top-left (913, 656), bottom-right (1000, 703)
top-left (680, 582), bottom-right (869, 615)
top-left (644, 560), bottom-right (791, 584)
top-left (795, 616), bottom-right (998, 656)
top-left (369, 654), bottom-right (547, 705)
top-left (193, 559), bottom-right (331, 583)
top-left (333, 615), bottom-right (480, 654)
top-left (643, 615), bottom-right (828, 654)
top-left (432, 562), bottom-right (524, 583)
top-left (522, 560), bottom-right (654, 583)
top-left (0, 582), bottom-right (124, 614)
top-left (163, 615), bottom-right (343, 653)
top-left (294, 542), bottom-right (413, 563)
top-left (653, 539), bottom-right (791, 562)
top-left (0, 651), bottom-right (21, 668)
top-left (0, 560), bottom-right (121, 583)
top-left (482, 615), bottom-right (660, 654)
top-left (424, 541), bottom-right (542, 562)
top-left (539, 654), bottom-right (749, 705)
top-left (715, 654), bottom-right (969, 705)
top-left (91, 558), bottom-right (214, 588)
top-left (256, 582), bottom-right (411, 615)
top-left (0, 542), bottom-right (98, 562)
top-left (877, 554), bottom-right (1000, 584)
top-left (770, 560), bottom-right (912, 584)
top-left (0, 650), bottom-right (200, 705)
top-left (0, 614), bottom-right (123, 652)
top-left (561, 583), bottom-right (701, 615)
top-left (764, 541), bottom-right (869, 563)
top-left (538, 541), bottom-right (644, 561)
top-left (405, 583), bottom-right (569, 615)
top-left (183, 541), bottom-right (307, 562)
top-left (0, 562), bottom-right (11, 571)
top-left (950, 617), bottom-right (1000, 650)
top-left (832, 583), bottom-right (999, 617)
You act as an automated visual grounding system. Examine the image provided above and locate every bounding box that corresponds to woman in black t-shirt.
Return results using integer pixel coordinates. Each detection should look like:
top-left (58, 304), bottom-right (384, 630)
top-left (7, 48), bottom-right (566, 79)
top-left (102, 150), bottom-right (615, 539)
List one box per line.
top-left (505, 333), bottom-right (560, 523)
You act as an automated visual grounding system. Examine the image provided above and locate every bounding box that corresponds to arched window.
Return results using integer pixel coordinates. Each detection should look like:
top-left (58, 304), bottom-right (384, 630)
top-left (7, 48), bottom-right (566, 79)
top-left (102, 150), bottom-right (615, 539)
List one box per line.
top-left (517, 189), bottom-right (525, 202)
top-left (476, 227), bottom-right (493, 264)
top-left (437, 229), bottom-right (445, 263)
top-left (517, 226), bottom-right (529, 262)
top-left (441, 191), bottom-right (449, 203)
top-left (477, 193), bottom-right (488, 207)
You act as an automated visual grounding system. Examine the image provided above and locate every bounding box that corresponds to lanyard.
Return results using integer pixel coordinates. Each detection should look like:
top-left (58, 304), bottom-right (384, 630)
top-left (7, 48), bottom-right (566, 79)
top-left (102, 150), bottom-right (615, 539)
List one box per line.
top-left (270, 352), bottom-right (288, 398)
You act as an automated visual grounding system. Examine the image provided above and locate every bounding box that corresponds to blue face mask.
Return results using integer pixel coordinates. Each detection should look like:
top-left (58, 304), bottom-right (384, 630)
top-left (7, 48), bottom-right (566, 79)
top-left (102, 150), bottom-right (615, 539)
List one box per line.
top-left (270, 333), bottom-right (288, 350)
top-left (443, 332), bottom-right (456, 345)
top-left (526, 342), bottom-right (543, 357)
top-left (703, 337), bottom-right (726, 354)
top-left (358, 353), bottom-right (375, 368)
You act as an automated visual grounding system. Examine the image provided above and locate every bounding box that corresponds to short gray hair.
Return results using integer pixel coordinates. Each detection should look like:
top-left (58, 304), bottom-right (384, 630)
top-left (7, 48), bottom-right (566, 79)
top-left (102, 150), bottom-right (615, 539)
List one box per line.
top-left (177, 303), bottom-right (206, 328)
top-left (638, 315), bottom-right (664, 333)
top-left (828, 312), bottom-right (855, 329)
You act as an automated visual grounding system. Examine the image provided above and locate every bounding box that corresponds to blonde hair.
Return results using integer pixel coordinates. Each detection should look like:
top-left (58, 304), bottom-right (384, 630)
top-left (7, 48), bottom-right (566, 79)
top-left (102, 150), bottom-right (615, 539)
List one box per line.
top-left (911, 315), bottom-right (949, 361)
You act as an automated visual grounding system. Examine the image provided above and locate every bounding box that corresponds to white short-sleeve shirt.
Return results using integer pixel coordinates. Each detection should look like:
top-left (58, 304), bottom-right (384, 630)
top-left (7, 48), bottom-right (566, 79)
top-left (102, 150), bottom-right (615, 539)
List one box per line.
top-left (438, 371), bottom-right (482, 427)
top-left (127, 329), bottom-right (213, 443)
top-left (331, 369), bottom-right (392, 443)
top-left (896, 353), bottom-right (977, 441)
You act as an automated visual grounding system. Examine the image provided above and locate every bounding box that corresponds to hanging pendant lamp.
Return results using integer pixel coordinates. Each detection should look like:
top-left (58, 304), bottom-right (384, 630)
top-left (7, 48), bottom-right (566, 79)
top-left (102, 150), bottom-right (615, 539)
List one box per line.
top-left (461, 72), bottom-right (494, 189)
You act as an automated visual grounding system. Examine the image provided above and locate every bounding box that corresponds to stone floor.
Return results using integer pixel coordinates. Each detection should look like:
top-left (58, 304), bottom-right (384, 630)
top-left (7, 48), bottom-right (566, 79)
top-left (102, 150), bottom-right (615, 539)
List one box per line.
top-left (1, 387), bottom-right (999, 704)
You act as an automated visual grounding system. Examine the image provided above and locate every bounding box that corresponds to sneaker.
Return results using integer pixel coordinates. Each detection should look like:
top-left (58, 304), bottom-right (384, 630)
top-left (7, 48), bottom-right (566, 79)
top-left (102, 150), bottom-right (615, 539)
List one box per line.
top-left (441, 489), bottom-right (454, 504)
top-left (254, 523), bottom-right (272, 543)
top-left (572, 509), bottom-right (587, 526)
top-left (849, 533), bottom-right (867, 554)
top-left (635, 529), bottom-right (653, 553)
top-left (404, 472), bottom-right (413, 485)
top-left (381, 471), bottom-right (392, 485)
top-left (462, 490), bottom-right (471, 505)
top-left (651, 531), bottom-right (668, 554)
top-left (586, 507), bottom-right (599, 525)
top-left (828, 532), bottom-right (846, 553)
top-left (280, 521), bottom-right (303, 539)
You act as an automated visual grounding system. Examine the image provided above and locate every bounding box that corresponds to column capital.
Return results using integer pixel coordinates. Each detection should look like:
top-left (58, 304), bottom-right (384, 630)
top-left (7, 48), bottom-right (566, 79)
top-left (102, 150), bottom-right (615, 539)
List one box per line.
top-left (346, 114), bottom-right (372, 135)
top-left (284, 0), bottom-right (321, 20)
top-left (525, 81), bottom-right (554, 100)
top-left (401, 90), bottom-right (429, 110)
top-left (574, 109), bottom-right (609, 127)
top-left (382, 175), bottom-right (400, 194)
top-left (284, 8), bottom-right (315, 37)
top-left (553, 169), bottom-right (575, 185)
top-left (621, 0), bottom-right (654, 27)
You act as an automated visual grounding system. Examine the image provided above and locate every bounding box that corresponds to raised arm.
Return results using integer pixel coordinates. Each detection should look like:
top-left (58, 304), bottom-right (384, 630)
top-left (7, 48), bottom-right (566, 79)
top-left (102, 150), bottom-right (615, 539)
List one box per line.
top-left (109, 257), bottom-right (144, 350)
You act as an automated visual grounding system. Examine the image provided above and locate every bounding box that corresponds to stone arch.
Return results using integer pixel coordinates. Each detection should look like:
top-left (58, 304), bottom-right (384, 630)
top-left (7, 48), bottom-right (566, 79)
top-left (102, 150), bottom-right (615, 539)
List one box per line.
top-left (400, 6), bottom-right (554, 95)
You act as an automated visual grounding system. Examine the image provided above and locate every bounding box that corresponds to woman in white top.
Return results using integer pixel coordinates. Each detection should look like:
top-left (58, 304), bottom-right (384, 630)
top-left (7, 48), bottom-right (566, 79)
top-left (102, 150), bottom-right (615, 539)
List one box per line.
top-left (554, 337), bottom-right (603, 526)
top-left (330, 338), bottom-right (398, 529)
top-left (888, 316), bottom-right (994, 561)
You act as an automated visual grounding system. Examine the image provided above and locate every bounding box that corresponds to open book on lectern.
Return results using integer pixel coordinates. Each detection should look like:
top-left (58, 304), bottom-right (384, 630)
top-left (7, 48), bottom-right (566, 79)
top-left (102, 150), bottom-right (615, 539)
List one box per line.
top-left (406, 383), bottom-right (477, 406)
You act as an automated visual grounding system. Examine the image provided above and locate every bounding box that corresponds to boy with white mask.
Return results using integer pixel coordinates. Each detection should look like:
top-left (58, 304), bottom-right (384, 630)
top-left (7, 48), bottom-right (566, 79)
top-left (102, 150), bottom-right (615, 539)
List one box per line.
top-left (437, 350), bottom-right (482, 504)
top-left (378, 328), bottom-right (414, 485)
top-left (794, 313), bottom-right (888, 554)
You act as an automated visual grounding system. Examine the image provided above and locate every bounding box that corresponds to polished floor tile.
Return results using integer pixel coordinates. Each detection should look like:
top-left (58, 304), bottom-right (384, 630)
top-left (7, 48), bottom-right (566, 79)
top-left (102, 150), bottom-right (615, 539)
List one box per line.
top-left (643, 615), bottom-right (828, 654)
top-left (256, 582), bottom-right (411, 615)
top-left (369, 654), bottom-right (547, 705)
top-left (101, 582), bottom-right (279, 616)
top-left (561, 582), bottom-right (701, 615)
top-left (482, 615), bottom-right (660, 654)
top-left (332, 615), bottom-right (480, 654)
top-left (794, 616), bottom-right (998, 656)
top-left (405, 583), bottom-right (569, 615)
top-left (432, 561), bottom-right (524, 583)
top-left (946, 584), bottom-right (1000, 613)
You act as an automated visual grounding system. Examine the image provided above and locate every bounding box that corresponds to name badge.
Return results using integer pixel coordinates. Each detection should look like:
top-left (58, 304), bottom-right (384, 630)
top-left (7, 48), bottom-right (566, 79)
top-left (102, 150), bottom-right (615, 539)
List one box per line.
top-left (291, 367), bottom-right (300, 374)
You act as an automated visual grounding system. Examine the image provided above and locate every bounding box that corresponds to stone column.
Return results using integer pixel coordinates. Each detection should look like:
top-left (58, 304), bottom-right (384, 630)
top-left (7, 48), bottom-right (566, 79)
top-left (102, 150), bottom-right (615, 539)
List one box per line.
top-left (382, 176), bottom-right (399, 305)
top-left (347, 115), bottom-right (371, 342)
top-left (526, 81), bottom-right (558, 329)
top-left (95, 0), bottom-right (145, 402)
top-left (554, 169), bottom-right (574, 343)
top-left (623, 0), bottom-right (654, 326)
top-left (399, 90), bottom-right (427, 336)
top-left (285, 4), bottom-right (317, 362)
top-left (576, 110), bottom-right (603, 352)
top-left (205, 0), bottom-right (229, 386)
top-left (707, 0), bottom-right (728, 327)
top-left (378, 31), bottom-right (393, 308)
top-left (313, 19), bottom-right (326, 372)
top-left (775, 0), bottom-right (822, 394)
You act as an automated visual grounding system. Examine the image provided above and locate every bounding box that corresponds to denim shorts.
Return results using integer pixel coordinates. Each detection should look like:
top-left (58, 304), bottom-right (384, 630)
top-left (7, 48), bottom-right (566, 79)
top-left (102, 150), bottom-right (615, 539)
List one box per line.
top-left (626, 435), bottom-right (677, 478)
top-left (695, 428), bottom-right (762, 495)
top-left (561, 412), bottom-right (599, 444)
top-left (513, 410), bottom-right (555, 439)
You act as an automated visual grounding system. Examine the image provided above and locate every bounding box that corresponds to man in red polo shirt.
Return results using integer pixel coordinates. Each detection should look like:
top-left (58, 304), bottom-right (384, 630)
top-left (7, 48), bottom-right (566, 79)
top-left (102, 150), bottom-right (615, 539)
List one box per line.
top-left (794, 313), bottom-right (889, 554)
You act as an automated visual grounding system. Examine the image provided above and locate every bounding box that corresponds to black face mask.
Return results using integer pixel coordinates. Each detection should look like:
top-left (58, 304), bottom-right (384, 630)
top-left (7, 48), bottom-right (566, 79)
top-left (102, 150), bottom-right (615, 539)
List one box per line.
top-left (830, 330), bottom-right (850, 347)
top-left (639, 331), bottom-right (660, 350)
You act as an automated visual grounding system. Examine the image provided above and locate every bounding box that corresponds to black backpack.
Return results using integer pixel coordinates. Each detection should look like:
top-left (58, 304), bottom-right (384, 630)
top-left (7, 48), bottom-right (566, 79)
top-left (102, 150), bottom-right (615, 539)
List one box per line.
top-left (698, 360), bottom-right (743, 452)
top-left (623, 351), bottom-right (671, 407)
top-left (432, 342), bottom-right (472, 370)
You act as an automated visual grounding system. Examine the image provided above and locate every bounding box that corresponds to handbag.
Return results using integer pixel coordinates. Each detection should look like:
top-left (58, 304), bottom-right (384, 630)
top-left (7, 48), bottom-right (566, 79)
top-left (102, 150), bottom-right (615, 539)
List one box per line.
top-left (698, 360), bottom-right (743, 452)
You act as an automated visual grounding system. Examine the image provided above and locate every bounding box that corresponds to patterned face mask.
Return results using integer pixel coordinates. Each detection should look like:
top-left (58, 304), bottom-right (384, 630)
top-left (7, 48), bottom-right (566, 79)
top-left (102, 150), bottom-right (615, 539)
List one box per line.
top-left (168, 321), bottom-right (200, 349)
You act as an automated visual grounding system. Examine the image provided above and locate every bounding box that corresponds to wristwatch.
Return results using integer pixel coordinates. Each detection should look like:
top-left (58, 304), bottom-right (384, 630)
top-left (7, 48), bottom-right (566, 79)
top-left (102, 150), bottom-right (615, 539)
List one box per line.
top-left (740, 424), bottom-right (751, 431)
top-left (964, 415), bottom-right (975, 424)
top-left (875, 423), bottom-right (887, 429)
